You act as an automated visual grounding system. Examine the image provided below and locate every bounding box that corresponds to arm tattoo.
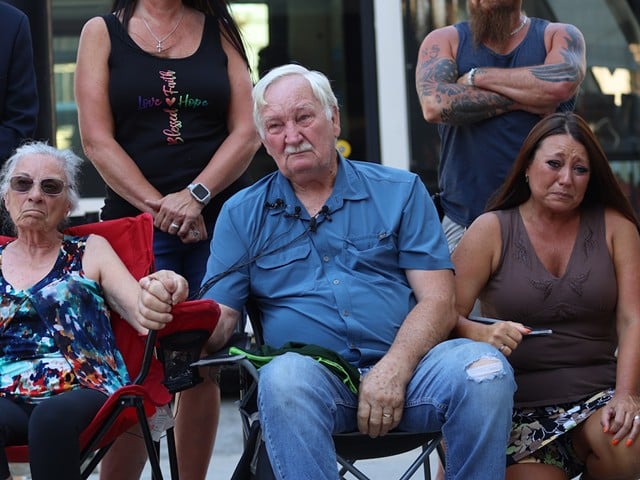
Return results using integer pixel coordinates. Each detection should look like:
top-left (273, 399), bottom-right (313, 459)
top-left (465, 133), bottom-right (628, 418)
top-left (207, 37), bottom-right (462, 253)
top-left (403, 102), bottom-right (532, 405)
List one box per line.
top-left (416, 54), bottom-right (458, 99)
top-left (441, 92), bottom-right (514, 124)
top-left (530, 25), bottom-right (584, 83)
top-left (417, 43), bottom-right (513, 124)
top-left (530, 63), bottom-right (579, 82)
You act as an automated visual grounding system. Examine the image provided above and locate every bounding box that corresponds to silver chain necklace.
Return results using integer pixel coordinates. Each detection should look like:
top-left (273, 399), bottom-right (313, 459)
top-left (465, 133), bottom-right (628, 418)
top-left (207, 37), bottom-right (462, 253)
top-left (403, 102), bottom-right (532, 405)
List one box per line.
top-left (509, 15), bottom-right (528, 36)
top-left (141, 5), bottom-right (185, 53)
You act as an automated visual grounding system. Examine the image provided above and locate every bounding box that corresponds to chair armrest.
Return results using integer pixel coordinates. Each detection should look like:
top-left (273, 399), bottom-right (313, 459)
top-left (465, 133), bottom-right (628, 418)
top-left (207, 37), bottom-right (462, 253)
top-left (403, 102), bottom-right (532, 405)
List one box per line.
top-left (134, 299), bottom-right (221, 393)
top-left (190, 331), bottom-right (252, 368)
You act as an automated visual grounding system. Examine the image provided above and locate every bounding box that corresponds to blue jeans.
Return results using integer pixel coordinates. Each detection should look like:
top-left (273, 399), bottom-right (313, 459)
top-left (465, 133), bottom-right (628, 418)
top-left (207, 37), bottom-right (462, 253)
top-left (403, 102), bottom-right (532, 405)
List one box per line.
top-left (153, 226), bottom-right (212, 298)
top-left (257, 338), bottom-right (515, 480)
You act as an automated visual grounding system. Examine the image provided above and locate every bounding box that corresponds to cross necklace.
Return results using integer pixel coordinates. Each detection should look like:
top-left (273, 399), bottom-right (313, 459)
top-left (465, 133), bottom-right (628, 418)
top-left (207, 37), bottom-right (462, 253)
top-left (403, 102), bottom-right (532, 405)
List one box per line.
top-left (141, 5), bottom-right (185, 53)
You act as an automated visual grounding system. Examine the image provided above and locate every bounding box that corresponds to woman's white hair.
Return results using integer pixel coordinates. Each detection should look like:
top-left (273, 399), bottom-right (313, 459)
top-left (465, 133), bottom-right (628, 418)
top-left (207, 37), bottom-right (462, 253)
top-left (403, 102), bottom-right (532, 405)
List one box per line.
top-left (252, 64), bottom-right (338, 138)
top-left (0, 141), bottom-right (82, 212)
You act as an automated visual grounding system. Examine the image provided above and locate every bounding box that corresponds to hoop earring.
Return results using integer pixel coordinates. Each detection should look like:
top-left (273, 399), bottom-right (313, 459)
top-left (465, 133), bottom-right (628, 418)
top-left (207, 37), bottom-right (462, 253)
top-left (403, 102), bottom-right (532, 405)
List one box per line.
top-left (525, 175), bottom-right (529, 184)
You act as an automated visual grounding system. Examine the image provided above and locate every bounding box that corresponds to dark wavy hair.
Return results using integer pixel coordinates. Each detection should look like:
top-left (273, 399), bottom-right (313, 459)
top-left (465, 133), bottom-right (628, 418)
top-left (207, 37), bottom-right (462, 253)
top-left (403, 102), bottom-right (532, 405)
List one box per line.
top-left (487, 112), bottom-right (639, 228)
top-left (110, 0), bottom-right (249, 65)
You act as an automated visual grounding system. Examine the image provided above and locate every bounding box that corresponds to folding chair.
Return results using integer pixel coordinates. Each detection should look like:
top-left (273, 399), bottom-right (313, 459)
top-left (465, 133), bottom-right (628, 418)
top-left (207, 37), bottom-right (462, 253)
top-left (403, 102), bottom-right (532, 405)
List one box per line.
top-left (208, 303), bottom-right (444, 480)
top-left (2, 213), bottom-right (221, 480)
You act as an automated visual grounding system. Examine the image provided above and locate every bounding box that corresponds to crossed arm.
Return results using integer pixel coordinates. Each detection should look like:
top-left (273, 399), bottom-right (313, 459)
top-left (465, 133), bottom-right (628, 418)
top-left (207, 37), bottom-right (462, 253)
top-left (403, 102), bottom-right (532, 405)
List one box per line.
top-left (415, 22), bottom-right (586, 125)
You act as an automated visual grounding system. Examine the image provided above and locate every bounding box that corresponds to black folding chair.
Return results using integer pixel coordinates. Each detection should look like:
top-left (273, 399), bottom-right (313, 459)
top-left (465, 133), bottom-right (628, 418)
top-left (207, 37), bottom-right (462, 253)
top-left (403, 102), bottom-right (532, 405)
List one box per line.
top-left (204, 303), bottom-right (445, 480)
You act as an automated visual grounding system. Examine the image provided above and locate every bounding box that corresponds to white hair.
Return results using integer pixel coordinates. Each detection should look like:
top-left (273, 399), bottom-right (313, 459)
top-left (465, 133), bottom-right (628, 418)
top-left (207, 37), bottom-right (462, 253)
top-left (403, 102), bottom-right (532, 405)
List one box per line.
top-left (0, 141), bottom-right (82, 211)
top-left (252, 64), bottom-right (338, 138)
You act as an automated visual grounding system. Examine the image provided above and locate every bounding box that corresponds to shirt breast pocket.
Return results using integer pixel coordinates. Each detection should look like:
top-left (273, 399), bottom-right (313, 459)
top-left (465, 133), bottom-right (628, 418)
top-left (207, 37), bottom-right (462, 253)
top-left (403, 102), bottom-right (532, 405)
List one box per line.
top-left (254, 244), bottom-right (315, 294)
top-left (341, 232), bottom-right (397, 271)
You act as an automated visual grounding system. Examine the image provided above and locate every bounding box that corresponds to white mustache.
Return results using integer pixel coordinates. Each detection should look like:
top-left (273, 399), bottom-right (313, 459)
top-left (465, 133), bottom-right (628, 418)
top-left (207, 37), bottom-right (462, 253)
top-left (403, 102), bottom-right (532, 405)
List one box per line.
top-left (284, 143), bottom-right (313, 155)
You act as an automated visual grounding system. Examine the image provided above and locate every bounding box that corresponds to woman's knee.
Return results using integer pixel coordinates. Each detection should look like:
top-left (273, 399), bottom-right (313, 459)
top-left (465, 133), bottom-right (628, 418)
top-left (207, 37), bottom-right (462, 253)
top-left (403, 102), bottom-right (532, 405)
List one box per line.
top-left (506, 463), bottom-right (568, 480)
top-left (30, 401), bottom-right (73, 431)
top-left (0, 398), bottom-right (29, 446)
top-left (575, 415), bottom-right (640, 479)
top-left (584, 448), bottom-right (640, 480)
top-left (30, 390), bottom-right (105, 433)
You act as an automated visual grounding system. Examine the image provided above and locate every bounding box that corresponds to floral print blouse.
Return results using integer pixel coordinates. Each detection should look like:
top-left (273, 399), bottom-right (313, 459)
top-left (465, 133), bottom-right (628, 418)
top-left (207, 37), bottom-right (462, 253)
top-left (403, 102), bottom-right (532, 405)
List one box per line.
top-left (0, 236), bottom-right (130, 402)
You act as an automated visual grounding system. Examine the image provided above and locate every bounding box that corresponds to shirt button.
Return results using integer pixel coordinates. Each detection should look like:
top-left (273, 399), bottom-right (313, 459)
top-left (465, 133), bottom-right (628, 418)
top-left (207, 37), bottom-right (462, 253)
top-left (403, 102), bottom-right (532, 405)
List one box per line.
top-left (333, 279), bottom-right (340, 285)
top-left (343, 310), bottom-right (349, 317)
top-left (323, 255), bottom-right (330, 262)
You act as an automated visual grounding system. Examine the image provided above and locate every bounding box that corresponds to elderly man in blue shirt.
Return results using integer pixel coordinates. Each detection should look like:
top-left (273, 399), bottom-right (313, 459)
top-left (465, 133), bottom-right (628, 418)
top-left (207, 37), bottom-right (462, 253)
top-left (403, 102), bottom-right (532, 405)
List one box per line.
top-left (140, 64), bottom-right (515, 480)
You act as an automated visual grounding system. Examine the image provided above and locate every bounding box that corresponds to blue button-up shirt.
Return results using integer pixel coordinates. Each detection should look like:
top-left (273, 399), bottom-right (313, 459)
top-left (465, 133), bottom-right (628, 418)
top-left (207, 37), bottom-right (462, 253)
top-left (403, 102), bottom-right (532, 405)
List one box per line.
top-left (202, 156), bottom-right (452, 367)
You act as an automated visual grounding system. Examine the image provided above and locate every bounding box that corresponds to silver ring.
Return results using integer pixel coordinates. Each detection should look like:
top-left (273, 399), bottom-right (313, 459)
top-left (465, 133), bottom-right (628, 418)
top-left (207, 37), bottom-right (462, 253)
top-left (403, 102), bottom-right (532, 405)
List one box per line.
top-left (382, 413), bottom-right (392, 418)
top-left (499, 345), bottom-right (506, 352)
top-left (169, 222), bottom-right (180, 230)
top-left (634, 415), bottom-right (640, 422)
top-left (190, 230), bottom-right (200, 238)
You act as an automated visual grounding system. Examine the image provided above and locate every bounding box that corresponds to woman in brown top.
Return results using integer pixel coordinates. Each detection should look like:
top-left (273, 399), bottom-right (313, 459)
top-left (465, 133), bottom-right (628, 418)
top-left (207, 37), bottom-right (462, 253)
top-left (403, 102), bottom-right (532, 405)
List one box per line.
top-left (452, 112), bottom-right (640, 480)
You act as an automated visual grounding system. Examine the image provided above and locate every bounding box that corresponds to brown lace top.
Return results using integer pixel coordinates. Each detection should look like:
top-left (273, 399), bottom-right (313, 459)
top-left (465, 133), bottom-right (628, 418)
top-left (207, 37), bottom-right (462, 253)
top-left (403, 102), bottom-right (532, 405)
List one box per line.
top-left (480, 206), bottom-right (617, 407)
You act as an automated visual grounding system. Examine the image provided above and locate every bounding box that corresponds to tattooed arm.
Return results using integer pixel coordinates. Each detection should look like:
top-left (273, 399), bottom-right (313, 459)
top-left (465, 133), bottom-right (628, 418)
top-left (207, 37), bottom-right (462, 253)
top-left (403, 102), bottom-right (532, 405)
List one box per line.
top-left (416, 23), bottom-right (586, 125)
top-left (462, 23), bottom-right (586, 114)
top-left (416, 26), bottom-right (517, 125)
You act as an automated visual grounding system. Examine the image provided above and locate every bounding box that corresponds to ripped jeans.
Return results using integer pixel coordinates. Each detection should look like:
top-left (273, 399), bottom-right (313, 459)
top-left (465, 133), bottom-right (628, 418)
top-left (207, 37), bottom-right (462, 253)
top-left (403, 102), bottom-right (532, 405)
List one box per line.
top-left (258, 338), bottom-right (515, 480)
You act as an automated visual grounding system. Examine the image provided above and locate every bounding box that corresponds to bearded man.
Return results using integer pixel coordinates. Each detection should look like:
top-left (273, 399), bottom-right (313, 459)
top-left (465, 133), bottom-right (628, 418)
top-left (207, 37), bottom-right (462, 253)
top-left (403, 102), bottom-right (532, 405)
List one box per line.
top-left (415, 0), bottom-right (586, 251)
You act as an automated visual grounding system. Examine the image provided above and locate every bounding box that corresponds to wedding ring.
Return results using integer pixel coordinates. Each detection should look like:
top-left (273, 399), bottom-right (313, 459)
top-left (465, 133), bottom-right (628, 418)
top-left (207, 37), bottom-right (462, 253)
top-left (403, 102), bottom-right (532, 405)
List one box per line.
top-left (169, 222), bottom-right (180, 230)
top-left (634, 415), bottom-right (640, 422)
top-left (190, 230), bottom-right (200, 238)
top-left (383, 413), bottom-right (392, 418)
top-left (499, 345), bottom-right (506, 352)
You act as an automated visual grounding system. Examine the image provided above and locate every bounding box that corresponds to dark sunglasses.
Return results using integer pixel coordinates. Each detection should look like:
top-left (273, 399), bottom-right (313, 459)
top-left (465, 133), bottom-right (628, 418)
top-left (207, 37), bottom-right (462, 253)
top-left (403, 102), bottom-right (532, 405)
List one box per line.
top-left (9, 176), bottom-right (67, 196)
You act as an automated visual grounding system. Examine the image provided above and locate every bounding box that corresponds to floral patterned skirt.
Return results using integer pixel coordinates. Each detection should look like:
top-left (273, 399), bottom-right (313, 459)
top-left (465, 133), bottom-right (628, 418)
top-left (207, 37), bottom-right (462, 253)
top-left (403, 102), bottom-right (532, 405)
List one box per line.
top-left (507, 388), bottom-right (614, 475)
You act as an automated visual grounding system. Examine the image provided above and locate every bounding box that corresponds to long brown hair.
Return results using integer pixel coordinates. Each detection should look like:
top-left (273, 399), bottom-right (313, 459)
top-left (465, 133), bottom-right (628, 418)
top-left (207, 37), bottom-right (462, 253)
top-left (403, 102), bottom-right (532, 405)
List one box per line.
top-left (487, 112), bottom-right (639, 228)
top-left (110, 0), bottom-right (249, 66)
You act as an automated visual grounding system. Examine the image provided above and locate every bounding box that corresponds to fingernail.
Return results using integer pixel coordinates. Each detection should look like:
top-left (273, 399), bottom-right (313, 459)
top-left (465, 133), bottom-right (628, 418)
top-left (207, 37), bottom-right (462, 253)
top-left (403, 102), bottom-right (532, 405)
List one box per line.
top-left (627, 439), bottom-right (634, 447)
top-left (612, 438), bottom-right (620, 446)
top-left (603, 426), bottom-right (608, 433)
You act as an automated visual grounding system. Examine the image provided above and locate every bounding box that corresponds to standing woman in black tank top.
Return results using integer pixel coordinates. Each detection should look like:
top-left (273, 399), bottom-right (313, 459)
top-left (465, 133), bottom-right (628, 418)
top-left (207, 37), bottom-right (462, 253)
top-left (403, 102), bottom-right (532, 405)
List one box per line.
top-left (75, 1), bottom-right (260, 478)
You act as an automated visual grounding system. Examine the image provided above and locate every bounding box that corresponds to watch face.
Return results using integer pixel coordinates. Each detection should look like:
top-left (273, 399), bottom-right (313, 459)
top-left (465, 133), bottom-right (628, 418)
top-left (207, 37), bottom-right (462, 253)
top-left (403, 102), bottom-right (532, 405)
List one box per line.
top-left (192, 184), bottom-right (209, 200)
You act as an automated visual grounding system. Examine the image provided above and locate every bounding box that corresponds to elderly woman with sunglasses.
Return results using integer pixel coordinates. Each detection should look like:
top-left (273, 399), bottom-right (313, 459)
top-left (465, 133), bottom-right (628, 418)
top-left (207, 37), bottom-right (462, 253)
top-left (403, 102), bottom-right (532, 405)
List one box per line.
top-left (0, 141), bottom-right (188, 480)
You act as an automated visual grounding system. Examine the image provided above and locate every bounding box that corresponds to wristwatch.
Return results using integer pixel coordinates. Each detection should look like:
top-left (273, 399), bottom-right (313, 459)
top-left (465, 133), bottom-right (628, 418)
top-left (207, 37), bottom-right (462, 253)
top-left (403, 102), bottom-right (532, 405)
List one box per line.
top-left (187, 183), bottom-right (211, 206)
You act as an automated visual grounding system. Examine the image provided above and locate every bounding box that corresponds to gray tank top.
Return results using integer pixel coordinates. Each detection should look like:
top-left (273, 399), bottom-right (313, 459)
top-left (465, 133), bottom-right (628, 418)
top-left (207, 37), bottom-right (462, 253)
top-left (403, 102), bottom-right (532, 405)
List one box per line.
top-left (480, 207), bottom-right (617, 407)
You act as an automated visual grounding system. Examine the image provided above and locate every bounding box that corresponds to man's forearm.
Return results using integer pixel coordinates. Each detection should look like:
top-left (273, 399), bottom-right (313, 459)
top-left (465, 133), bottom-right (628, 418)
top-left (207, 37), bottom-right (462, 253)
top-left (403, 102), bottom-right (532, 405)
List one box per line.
top-left (417, 57), bottom-right (514, 125)
top-left (385, 298), bottom-right (456, 379)
top-left (419, 81), bottom-right (515, 125)
top-left (473, 63), bottom-right (582, 112)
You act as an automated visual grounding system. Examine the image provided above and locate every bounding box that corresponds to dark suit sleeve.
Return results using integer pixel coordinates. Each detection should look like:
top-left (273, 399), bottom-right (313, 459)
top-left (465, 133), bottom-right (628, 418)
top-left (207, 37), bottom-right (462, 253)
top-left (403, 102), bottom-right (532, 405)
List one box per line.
top-left (0, 8), bottom-right (39, 162)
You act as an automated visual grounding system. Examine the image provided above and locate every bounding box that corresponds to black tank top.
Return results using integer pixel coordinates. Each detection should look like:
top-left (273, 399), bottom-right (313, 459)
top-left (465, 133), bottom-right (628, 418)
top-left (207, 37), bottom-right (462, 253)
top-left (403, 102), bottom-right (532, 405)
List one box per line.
top-left (102, 13), bottom-right (241, 222)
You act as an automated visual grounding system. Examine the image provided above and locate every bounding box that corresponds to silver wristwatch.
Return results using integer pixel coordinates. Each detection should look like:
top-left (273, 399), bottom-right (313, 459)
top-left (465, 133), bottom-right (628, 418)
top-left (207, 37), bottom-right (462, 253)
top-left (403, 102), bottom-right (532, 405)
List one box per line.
top-left (187, 183), bottom-right (211, 206)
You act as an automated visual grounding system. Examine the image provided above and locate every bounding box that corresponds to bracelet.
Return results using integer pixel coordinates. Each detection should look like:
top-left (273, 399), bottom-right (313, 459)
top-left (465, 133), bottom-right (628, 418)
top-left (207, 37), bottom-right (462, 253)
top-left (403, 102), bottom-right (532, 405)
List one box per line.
top-left (467, 67), bottom-right (477, 87)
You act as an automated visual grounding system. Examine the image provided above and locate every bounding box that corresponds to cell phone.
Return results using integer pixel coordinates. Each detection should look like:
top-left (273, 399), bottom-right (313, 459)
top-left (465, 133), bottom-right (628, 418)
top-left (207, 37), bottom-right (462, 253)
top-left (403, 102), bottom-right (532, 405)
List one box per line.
top-left (525, 329), bottom-right (553, 336)
top-left (468, 315), bottom-right (553, 336)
